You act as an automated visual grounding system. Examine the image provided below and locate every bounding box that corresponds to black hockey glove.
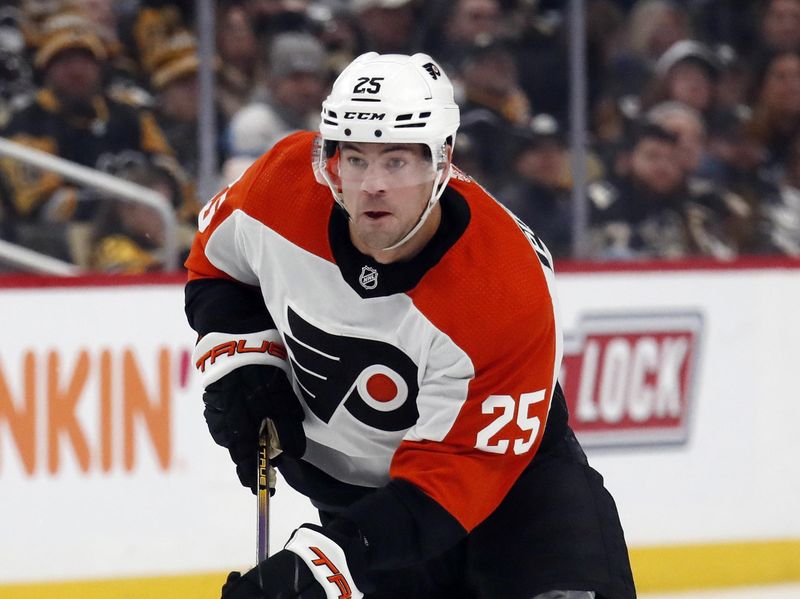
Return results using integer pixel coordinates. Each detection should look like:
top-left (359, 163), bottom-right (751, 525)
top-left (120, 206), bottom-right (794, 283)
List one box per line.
top-left (203, 365), bottom-right (305, 492)
top-left (220, 523), bottom-right (371, 599)
top-left (193, 330), bottom-right (305, 493)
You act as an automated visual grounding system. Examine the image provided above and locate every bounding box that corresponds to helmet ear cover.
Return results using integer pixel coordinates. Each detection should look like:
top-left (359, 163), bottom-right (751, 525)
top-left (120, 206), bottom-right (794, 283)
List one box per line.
top-left (323, 139), bottom-right (338, 160)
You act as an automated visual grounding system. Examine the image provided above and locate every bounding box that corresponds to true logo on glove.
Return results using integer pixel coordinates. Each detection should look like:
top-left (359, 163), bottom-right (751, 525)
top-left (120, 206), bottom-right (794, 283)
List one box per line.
top-left (195, 340), bottom-right (287, 372)
top-left (310, 546), bottom-right (352, 599)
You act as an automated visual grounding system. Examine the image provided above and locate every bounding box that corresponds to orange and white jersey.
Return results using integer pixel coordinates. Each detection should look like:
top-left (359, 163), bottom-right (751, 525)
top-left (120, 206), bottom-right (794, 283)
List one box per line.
top-left (186, 131), bottom-right (563, 533)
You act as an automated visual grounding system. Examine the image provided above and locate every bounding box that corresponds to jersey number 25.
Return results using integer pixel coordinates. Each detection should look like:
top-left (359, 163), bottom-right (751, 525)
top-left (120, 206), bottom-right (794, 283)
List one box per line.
top-left (475, 390), bottom-right (546, 455)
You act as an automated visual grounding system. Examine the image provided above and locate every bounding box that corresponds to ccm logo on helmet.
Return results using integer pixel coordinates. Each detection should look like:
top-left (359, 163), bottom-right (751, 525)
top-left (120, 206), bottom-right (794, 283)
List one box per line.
top-left (343, 112), bottom-right (386, 120)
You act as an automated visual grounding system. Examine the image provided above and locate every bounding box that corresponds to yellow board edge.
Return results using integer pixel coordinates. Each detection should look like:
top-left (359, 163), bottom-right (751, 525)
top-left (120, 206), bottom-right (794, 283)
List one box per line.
top-left (2, 539), bottom-right (799, 598)
top-left (629, 539), bottom-right (800, 592)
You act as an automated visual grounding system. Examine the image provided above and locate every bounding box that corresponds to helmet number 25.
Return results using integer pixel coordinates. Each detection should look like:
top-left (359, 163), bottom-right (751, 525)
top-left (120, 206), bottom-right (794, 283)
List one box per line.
top-left (475, 390), bottom-right (546, 455)
top-left (353, 77), bottom-right (384, 94)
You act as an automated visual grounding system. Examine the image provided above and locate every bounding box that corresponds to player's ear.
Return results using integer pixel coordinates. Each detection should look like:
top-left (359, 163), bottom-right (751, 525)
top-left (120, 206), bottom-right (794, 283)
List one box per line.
top-left (437, 137), bottom-right (454, 171)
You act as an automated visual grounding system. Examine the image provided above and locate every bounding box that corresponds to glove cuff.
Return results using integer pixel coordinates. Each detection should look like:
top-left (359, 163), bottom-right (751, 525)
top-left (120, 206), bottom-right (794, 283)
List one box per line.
top-left (193, 330), bottom-right (288, 387)
top-left (284, 526), bottom-right (365, 599)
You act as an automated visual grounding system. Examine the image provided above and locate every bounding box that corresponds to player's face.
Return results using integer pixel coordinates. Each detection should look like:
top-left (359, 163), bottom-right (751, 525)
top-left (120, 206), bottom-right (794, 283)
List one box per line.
top-left (338, 142), bottom-right (437, 257)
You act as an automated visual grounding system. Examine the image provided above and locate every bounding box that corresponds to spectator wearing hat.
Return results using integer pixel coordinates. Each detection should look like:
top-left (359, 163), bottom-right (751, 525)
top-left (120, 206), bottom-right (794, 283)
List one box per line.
top-left (0, 24), bottom-right (178, 258)
top-left (150, 35), bottom-right (222, 183)
top-left (222, 32), bottom-right (329, 182)
top-left (69, 0), bottom-right (150, 106)
top-left (496, 114), bottom-right (574, 259)
top-left (129, 2), bottom-right (194, 77)
top-left (639, 39), bottom-right (724, 123)
top-left (587, 122), bottom-right (743, 261)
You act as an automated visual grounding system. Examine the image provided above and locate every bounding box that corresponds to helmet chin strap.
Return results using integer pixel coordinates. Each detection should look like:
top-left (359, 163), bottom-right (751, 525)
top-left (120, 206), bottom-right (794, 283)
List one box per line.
top-left (380, 164), bottom-right (449, 251)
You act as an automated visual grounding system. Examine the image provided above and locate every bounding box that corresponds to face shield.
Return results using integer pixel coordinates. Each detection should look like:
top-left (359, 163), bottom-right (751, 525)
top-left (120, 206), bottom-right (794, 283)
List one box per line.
top-left (313, 137), bottom-right (452, 250)
top-left (318, 141), bottom-right (442, 195)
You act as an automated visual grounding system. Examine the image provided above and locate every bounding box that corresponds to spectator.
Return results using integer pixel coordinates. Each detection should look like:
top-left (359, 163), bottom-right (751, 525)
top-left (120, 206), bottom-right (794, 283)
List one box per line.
top-left (309, 4), bottom-right (363, 76)
top-left (0, 6), bottom-right (33, 127)
top-left (588, 122), bottom-right (742, 260)
top-left (608, 0), bottom-right (693, 99)
top-left (150, 34), bottom-right (220, 181)
top-left (759, 133), bottom-right (800, 255)
top-left (215, 1), bottom-right (264, 121)
top-left (641, 39), bottom-right (723, 121)
top-left (713, 44), bottom-right (752, 116)
top-left (0, 25), bottom-right (177, 227)
top-left (351, 0), bottom-right (418, 55)
top-left (760, 0), bottom-right (800, 54)
top-left (88, 157), bottom-right (191, 273)
top-left (508, 2), bottom-right (570, 123)
top-left (432, 0), bottom-right (504, 72)
top-left (130, 2), bottom-right (194, 78)
top-left (647, 100), bottom-right (755, 250)
top-left (241, 0), bottom-right (313, 38)
top-left (457, 40), bottom-right (531, 190)
top-left (646, 100), bottom-right (707, 175)
top-left (75, 0), bottom-right (143, 94)
top-left (497, 114), bottom-right (574, 258)
top-left (689, 0), bottom-right (760, 57)
top-left (445, 0), bottom-right (502, 45)
top-left (698, 105), bottom-right (777, 252)
top-left (746, 50), bottom-right (800, 167)
top-left (222, 32), bottom-right (329, 181)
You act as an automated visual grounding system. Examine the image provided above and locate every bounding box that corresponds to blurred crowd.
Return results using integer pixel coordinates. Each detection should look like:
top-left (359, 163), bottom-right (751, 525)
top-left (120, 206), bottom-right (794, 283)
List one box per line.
top-left (1, 0), bottom-right (800, 273)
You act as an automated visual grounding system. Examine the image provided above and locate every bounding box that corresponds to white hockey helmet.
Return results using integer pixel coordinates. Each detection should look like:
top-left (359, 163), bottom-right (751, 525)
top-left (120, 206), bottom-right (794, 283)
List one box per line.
top-left (313, 52), bottom-right (460, 250)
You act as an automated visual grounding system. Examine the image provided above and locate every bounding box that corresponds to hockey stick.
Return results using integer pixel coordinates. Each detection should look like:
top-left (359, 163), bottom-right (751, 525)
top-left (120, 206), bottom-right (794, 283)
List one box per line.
top-left (256, 418), bottom-right (270, 589)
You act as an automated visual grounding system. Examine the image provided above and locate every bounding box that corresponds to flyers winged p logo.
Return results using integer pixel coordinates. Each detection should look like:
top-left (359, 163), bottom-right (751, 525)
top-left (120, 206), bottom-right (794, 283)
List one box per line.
top-left (284, 307), bottom-right (419, 431)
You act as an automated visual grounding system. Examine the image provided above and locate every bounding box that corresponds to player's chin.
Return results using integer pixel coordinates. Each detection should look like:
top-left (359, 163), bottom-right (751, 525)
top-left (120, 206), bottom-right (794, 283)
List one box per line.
top-left (355, 226), bottom-right (400, 251)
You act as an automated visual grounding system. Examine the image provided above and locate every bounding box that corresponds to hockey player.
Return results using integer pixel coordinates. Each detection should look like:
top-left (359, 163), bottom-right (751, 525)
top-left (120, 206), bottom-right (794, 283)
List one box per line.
top-left (185, 52), bottom-right (636, 599)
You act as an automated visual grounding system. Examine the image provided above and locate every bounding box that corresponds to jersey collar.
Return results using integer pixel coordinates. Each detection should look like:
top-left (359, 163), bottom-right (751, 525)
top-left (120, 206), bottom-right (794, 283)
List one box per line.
top-left (328, 187), bottom-right (470, 298)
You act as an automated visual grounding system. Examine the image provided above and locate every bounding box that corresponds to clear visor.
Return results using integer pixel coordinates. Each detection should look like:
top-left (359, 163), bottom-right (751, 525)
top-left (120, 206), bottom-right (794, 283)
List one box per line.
top-left (317, 141), bottom-right (442, 194)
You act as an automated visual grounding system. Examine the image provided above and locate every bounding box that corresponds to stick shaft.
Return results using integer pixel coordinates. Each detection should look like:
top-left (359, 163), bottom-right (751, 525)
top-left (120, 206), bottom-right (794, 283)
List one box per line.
top-left (257, 419), bottom-right (270, 587)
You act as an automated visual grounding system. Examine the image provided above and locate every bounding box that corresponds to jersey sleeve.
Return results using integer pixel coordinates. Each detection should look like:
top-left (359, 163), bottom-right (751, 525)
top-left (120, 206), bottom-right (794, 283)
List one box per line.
top-left (184, 153), bottom-right (264, 285)
top-left (183, 139), bottom-right (288, 335)
top-left (184, 131), bottom-right (325, 285)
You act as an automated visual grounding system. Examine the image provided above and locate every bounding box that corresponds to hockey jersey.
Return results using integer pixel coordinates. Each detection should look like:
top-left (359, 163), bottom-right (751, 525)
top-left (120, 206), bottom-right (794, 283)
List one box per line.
top-left (185, 131), bottom-right (564, 541)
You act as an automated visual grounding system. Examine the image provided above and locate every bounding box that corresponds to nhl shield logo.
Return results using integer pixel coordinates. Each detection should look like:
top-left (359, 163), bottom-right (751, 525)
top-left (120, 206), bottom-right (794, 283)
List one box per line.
top-left (359, 266), bottom-right (378, 289)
